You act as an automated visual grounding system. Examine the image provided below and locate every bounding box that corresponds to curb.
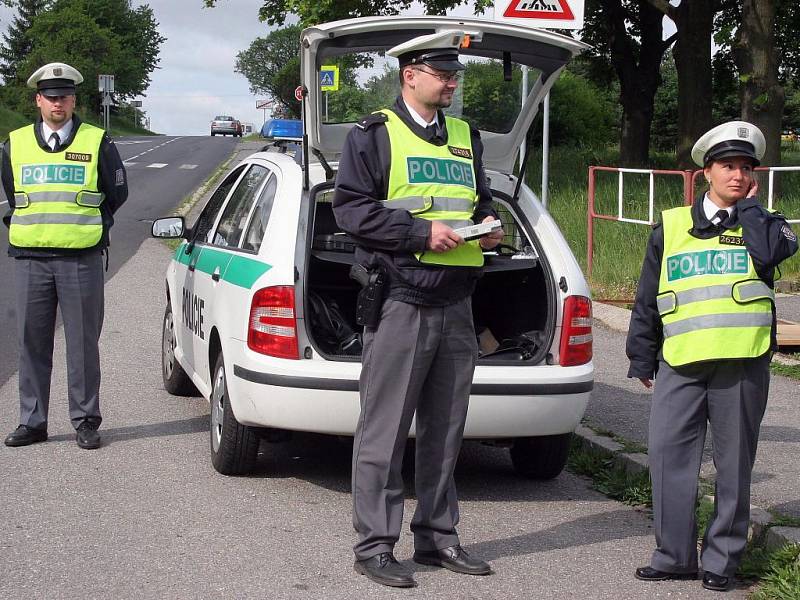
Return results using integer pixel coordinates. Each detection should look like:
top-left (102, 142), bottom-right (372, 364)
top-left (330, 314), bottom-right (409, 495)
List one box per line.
top-left (572, 424), bottom-right (800, 551)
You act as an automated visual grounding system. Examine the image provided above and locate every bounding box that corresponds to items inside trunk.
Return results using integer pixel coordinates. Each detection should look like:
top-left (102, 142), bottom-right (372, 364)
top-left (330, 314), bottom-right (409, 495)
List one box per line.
top-left (306, 201), bottom-right (552, 363)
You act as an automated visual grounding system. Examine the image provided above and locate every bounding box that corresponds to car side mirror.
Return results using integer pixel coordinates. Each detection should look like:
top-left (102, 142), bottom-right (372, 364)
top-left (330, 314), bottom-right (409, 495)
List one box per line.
top-left (152, 216), bottom-right (186, 239)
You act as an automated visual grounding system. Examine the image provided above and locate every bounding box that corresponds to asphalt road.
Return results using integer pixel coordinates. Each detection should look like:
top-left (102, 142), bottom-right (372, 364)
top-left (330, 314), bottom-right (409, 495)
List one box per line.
top-left (0, 238), bottom-right (750, 599)
top-left (0, 135), bottom-right (237, 388)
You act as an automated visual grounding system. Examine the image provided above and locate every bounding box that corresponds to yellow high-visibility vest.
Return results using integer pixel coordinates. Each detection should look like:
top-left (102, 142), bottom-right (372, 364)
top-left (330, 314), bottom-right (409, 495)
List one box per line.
top-left (380, 109), bottom-right (483, 267)
top-left (9, 122), bottom-right (105, 249)
top-left (657, 206), bottom-right (773, 366)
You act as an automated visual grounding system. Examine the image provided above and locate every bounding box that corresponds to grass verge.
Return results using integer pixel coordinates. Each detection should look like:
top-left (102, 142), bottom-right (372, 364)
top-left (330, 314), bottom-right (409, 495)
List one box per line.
top-left (567, 441), bottom-right (652, 507)
top-left (770, 362), bottom-right (800, 380)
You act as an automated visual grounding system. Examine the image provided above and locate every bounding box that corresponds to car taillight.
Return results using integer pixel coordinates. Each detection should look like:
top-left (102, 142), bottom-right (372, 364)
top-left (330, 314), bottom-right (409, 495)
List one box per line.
top-left (248, 286), bottom-right (299, 359)
top-left (559, 295), bottom-right (592, 366)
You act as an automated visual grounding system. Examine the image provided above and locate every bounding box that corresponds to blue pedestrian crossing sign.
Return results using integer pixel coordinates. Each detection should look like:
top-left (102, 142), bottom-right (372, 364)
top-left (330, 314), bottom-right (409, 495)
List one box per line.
top-left (319, 65), bottom-right (340, 91)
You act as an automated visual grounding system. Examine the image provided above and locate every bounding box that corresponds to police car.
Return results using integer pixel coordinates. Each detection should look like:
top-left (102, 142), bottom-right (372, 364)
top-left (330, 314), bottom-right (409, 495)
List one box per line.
top-left (153, 16), bottom-right (594, 477)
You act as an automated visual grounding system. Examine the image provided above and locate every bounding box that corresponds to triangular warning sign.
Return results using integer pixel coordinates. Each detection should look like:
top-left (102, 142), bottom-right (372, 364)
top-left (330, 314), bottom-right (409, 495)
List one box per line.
top-left (503, 0), bottom-right (574, 19)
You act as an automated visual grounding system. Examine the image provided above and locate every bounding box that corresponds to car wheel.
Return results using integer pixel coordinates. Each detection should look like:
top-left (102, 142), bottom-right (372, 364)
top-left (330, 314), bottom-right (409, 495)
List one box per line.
top-left (211, 132), bottom-right (216, 136)
top-left (209, 351), bottom-right (259, 475)
top-left (510, 433), bottom-right (572, 480)
top-left (162, 304), bottom-right (199, 396)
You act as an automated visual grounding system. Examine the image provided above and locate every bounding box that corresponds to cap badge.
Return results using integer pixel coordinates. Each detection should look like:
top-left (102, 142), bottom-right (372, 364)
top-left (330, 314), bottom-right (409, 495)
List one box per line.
top-left (737, 127), bottom-right (748, 138)
top-left (53, 67), bottom-right (62, 76)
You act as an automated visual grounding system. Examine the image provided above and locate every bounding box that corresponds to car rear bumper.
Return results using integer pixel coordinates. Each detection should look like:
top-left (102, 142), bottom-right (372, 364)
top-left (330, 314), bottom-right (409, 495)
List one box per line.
top-left (230, 362), bottom-right (592, 438)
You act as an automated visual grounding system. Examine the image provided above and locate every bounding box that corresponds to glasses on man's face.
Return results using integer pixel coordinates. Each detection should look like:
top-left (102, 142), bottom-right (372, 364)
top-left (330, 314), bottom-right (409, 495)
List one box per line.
top-left (413, 67), bottom-right (462, 83)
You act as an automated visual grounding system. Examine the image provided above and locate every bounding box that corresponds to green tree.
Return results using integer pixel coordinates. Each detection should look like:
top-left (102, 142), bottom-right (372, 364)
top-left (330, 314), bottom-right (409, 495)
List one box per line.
top-left (235, 25), bottom-right (302, 119)
top-left (0, 0), bottom-right (50, 84)
top-left (581, 0), bottom-right (674, 165)
top-left (715, 0), bottom-right (800, 167)
top-left (7, 0), bottom-right (164, 118)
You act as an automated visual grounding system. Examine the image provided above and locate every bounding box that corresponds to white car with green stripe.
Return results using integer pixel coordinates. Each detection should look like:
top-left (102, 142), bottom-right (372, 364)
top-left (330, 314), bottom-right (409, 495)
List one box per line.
top-left (152, 16), bottom-right (594, 477)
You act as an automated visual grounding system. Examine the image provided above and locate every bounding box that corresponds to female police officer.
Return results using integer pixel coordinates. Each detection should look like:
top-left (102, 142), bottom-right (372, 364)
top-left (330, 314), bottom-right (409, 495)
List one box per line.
top-left (627, 121), bottom-right (797, 591)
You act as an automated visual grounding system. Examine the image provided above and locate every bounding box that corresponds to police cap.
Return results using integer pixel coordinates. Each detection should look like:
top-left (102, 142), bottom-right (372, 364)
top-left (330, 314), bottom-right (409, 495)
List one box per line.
top-left (691, 120), bottom-right (766, 167)
top-left (27, 62), bottom-right (84, 96)
top-left (387, 30), bottom-right (466, 72)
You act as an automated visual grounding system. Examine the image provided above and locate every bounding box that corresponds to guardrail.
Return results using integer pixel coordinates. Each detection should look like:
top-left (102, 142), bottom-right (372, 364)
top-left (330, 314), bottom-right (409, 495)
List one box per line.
top-left (587, 167), bottom-right (693, 277)
top-left (588, 165), bottom-right (800, 277)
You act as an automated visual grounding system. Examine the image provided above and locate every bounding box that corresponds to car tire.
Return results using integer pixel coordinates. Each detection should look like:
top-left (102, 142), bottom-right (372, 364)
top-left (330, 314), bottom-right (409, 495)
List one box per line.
top-left (211, 132), bottom-right (216, 136)
top-left (510, 433), bottom-right (572, 480)
top-left (209, 351), bottom-right (259, 475)
top-left (162, 304), bottom-right (199, 396)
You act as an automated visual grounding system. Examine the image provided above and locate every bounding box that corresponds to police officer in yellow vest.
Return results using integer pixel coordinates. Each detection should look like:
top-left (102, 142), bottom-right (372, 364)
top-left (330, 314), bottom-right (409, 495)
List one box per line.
top-left (627, 122), bottom-right (797, 591)
top-left (1, 62), bottom-right (128, 450)
top-left (333, 31), bottom-right (503, 588)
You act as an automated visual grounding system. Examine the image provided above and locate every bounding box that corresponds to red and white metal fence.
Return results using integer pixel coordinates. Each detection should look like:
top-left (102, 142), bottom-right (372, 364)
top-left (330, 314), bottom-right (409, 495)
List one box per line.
top-left (587, 165), bottom-right (800, 278)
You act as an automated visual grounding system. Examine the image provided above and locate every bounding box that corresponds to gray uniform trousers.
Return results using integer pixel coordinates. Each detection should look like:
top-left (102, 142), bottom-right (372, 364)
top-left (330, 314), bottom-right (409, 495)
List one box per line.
top-left (352, 297), bottom-right (477, 561)
top-left (648, 354), bottom-right (770, 577)
top-left (14, 251), bottom-right (105, 430)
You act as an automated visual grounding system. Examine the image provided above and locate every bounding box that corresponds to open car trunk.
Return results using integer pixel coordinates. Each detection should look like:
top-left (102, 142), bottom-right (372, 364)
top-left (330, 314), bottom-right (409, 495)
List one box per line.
top-left (304, 188), bottom-right (555, 365)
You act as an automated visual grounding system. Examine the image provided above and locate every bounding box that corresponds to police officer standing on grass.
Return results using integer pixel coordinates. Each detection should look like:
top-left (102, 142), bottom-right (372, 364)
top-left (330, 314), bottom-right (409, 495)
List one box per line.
top-left (627, 121), bottom-right (798, 592)
top-left (1, 62), bottom-right (128, 450)
top-left (333, 31), bottom-right (503, 588)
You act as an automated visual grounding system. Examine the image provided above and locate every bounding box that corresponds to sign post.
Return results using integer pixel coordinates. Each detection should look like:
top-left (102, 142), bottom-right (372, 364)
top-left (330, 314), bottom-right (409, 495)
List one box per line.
top-left (256, 99), bottom-right (274, 125)
top-left (98, 74), bottom-right (115, 132)
top-left (493, 0), bottom-right (584, 207)
top-left (319, 66), bottom-right (340, 122)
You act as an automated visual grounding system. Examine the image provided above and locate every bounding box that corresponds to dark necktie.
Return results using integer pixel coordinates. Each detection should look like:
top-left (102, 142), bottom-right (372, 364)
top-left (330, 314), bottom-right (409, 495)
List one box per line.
top-left (711, 209), bottom-right (729, 227)
top-left (425, 122), bottom-right (442, 142)
top-left (50, 133), bottom-right (61, 152)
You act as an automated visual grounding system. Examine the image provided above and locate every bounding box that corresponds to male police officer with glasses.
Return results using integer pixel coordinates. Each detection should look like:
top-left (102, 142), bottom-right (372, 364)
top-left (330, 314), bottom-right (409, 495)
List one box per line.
top-left (627, 121), bottom-right (797, 591)
top-left (1, 62), bottom-right (127, 450)
top-left (333, 31), bottom-right (503, 588)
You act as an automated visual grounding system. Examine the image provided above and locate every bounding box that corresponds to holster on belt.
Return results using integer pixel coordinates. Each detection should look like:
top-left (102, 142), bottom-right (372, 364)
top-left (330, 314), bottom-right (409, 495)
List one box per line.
top-left (349, 263), bottom-right (386, 328)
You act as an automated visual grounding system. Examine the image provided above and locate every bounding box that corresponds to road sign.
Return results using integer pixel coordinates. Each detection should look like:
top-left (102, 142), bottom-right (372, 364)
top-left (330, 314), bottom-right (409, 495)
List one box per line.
top-left (493, 0), bottom-right (584, 29)
top-left (319, 65), bottom-right (340, 92)
top-left (256, 99), bottom-right (273, 110)
top-left (294, 86), bottom-right (304, 102)
top-left (131, 100), bottom-right (142, 107)
top-left (98, 74), bottom-right (115, 92)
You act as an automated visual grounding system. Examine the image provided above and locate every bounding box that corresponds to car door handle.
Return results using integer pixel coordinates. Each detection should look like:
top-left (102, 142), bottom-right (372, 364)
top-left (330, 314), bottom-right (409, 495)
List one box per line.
top-left (212, 267), bottom-right (221, 282)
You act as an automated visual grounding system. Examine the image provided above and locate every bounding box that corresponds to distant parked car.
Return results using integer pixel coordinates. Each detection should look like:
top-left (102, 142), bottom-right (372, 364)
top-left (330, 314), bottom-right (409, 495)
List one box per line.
top-left (260, 118), bottom-right (302, 140)
top-left (782, 129), bottom-right (798, 143)
top-left (211, 115), bottom-right (242, 137)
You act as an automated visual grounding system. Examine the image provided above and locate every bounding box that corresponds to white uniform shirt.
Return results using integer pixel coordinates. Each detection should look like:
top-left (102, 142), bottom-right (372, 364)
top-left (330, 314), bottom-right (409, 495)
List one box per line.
top-left (40, 119), bottom-right (73, 150)
top-left (703, 193), bottom-right (734, 224)
top-left (405, 103), bottom-right (439, 129)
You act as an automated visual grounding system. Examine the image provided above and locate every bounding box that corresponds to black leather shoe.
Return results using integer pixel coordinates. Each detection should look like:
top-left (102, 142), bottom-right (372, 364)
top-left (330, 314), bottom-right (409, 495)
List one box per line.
top-left (702, 571), bottom-right (730, 591)
top-left (354, 553), bottom-right (416, 588)
top-left (635, 566), bottom-right (698, 581)
top-left (4, 425), bottom-right (47, 447)
top-left (413, 545), bottom-right (492, 575)
top-left (76, 421), bottom-right (101, 450)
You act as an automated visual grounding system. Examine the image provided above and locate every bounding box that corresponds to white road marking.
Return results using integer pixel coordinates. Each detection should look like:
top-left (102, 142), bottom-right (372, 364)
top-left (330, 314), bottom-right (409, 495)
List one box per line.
top-left (179, 164), bottom-right (198, 169)
top-left (116, 140), bottom-right (152, 145)
top-left (146, 163), bottom-right (168, 169)
top-left (123, 162), bottom-right (138, 167)
top-left (123, 136), bottom-right (183, 162)
top-left (0, 200), bottom-right (7, 206)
